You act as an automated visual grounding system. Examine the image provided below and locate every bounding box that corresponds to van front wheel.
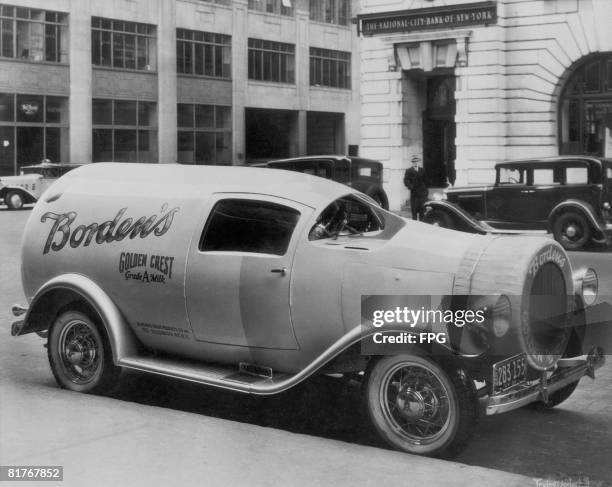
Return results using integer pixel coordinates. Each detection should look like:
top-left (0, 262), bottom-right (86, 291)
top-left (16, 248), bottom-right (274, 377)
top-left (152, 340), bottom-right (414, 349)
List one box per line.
top-left (364, 355), bottom-right (477, 458)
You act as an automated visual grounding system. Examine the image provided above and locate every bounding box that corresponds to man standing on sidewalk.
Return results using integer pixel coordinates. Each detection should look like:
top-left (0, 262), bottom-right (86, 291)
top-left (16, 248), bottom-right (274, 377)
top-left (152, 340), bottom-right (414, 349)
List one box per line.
top-left (404, 155), bottom-right (428, 221)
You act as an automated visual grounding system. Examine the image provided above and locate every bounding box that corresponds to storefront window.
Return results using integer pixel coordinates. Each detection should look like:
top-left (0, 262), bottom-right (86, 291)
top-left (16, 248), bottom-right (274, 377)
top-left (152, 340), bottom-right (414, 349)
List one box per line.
top-left (92, 99), bottom-right (157, 162)
top-left (559, 54), bottom-right (612, 157)
top-left (0, 5), bottom-right (68, 63)
top-left (0, 93), bottom-right (68, 175)
top-left (177, 103), bottom-right (231, 165)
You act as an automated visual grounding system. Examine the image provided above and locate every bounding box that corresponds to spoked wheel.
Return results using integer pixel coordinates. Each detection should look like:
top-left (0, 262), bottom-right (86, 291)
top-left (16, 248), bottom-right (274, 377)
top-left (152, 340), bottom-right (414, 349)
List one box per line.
top-left (553, 211), bottom-right (591, 251)
top-left (48, 311), bottom-right (120, 393)
top-left (364, 355), bottom-right (477, 458)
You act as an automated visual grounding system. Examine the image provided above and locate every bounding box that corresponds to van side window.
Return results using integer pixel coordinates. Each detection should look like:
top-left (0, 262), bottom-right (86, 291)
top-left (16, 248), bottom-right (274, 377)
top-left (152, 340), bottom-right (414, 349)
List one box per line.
top-left (200, 199), bottom-right (300, 255)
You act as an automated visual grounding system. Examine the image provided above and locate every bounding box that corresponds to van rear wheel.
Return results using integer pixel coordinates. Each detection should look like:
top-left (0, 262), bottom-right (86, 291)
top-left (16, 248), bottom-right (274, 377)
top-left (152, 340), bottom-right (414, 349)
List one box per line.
top-left (48, 311), bottom-right (120, 393)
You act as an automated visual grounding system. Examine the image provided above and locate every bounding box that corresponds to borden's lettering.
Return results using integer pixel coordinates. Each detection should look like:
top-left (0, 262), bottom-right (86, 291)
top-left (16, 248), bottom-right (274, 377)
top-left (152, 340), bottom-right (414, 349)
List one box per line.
top-left (41, 204), bottom-right (179, 254)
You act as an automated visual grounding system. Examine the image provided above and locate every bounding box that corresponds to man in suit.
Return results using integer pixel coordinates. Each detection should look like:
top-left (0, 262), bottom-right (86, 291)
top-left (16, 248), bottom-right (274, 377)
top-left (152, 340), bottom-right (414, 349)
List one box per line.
top-left (404, 155), bottom-right (428, 220)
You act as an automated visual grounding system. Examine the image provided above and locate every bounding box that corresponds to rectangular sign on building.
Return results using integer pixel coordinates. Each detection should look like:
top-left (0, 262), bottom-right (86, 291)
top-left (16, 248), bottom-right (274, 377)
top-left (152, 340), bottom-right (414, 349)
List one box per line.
top-left (358, 1), bottom-right (497, 36)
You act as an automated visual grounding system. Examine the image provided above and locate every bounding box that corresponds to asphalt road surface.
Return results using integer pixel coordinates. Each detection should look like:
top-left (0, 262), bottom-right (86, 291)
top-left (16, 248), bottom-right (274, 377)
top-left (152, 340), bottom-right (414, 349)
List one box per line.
top-left (1, 208), bottom-right (610, 487)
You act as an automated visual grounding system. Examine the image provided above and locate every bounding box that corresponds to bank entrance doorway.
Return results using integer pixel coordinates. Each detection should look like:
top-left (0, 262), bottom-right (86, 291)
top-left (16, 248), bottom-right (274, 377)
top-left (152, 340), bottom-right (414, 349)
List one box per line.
top-left (423, 76), bottom-right (456, 187)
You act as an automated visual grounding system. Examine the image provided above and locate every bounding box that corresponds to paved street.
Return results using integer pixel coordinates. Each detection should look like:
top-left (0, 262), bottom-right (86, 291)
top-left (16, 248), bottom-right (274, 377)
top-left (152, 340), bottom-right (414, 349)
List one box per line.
top-left (1, 208), bottom-right (611, 487)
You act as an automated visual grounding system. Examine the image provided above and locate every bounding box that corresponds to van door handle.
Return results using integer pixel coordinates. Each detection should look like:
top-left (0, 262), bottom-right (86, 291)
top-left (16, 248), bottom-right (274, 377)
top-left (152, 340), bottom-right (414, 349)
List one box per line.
top-left (270, 267), bottom-right (288, 276)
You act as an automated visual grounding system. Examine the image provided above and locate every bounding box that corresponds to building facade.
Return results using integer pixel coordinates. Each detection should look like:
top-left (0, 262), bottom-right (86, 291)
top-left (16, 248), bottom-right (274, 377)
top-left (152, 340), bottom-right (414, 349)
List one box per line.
top-left (0, 0), bottom-right (360, 176)
top-left (358, 0), bottom-right (612, 210)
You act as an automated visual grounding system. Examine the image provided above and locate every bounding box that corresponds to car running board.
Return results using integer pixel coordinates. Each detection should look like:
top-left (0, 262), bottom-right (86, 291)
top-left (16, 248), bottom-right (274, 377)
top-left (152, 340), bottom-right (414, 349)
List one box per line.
top-left (117, 325), bottom-right (365, 395)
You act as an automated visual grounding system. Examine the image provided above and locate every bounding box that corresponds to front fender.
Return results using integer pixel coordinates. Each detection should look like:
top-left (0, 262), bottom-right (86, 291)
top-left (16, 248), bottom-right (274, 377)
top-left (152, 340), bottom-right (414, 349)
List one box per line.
top-left (424, 200), bottom-right (494, 234)
top-left (549, 200), bottom-right (605, 236)
top-left (0, 184), bottom-right (38, 202)
top-left (17, 273), bottom-right (139, 364)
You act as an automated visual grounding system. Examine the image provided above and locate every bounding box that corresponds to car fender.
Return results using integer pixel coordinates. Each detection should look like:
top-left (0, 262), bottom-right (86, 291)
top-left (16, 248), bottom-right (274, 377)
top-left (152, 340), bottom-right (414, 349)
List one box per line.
top-left (548, 200), bottom-right (605, 235)
top-left (0, 184), bottom-right (38, 202)
top-left (15, 273), bottom-right (140, 364)
top-left (424, 200), bottom-right (494, 234)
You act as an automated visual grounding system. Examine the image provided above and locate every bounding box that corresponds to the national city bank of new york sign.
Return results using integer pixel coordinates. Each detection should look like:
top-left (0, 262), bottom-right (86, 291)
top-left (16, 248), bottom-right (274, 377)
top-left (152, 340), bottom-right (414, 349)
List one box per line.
top-left (358, 1), bottom-right (497, 36)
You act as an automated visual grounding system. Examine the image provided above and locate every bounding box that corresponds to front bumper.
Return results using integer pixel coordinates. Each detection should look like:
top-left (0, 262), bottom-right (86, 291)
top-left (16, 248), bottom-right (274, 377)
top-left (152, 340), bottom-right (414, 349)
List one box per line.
top-left (486, 347), bottom-right (605, 415)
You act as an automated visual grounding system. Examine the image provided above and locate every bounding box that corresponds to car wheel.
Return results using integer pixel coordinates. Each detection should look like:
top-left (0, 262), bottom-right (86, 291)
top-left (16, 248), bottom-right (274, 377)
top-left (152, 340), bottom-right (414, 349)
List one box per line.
top-left (553, 211), bottom-right (591, 250)
top-left (423, 209), bottom-right (454, 229)
top-left (48, 310), bottom-right (120, 394)
top-left (5, 190), bottom-right (24, 210)
top-left (364, 355), bottom-right (477, 458)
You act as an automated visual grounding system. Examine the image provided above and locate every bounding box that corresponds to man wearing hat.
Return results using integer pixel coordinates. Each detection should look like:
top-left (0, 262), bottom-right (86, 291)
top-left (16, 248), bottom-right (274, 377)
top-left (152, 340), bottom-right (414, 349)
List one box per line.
top-left (404, 155), bottom-right (428, 220)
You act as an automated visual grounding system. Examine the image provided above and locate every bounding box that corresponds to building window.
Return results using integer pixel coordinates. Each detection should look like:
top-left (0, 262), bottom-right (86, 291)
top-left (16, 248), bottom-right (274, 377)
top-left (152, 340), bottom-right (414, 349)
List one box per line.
top-left (197, 0), bottom-right (231, 5)
top-left (92, 99), bottom-right (157, 162)
top-left (91, 17), bottom-right (156, 71)
top-left (248, 38), bottom-right (295, 84)
top-left (176, 29), bottom-right (231, 78)
top-left (177, 103), bottom-right (232, 165)
top-left (0, 5), bottom-right (68, 63)
top-left (310, 47), bottom-right (350, 89)
top-left (309, 0), bottom-right (350, 26)
top-left (559, 54), bottom-right (612, 156)
top-left (248, 0), bottom-right (294, 17)
top-left (0, 93), bottom-right (69, 175)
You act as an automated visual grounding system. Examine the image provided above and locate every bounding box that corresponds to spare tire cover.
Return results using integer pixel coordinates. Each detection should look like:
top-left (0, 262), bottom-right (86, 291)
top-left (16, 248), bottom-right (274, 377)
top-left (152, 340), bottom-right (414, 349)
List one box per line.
top-left (454, 236), bottom-right (573, 371)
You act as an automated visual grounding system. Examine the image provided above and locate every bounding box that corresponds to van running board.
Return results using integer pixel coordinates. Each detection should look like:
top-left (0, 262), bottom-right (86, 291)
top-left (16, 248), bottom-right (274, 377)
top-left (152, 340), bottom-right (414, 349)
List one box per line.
top-left (118, 355), bottom-right (292, 394)
top-left (117, 325), bottom-right (364, 395)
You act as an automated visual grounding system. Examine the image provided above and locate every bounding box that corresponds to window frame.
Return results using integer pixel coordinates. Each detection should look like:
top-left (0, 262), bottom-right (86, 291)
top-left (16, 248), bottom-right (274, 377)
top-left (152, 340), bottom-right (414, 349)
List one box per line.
top-left (310, 47), bottom-right (351, 89)
top-left (91, 98), bottom-right (157, 163)
top-left (176, 28), bottom-right (231, 78)
top-left (248, 38), bottom-right (295, 84)
top-left (91, 16), bottom-right (156, 71)
top-left (0, 5), bottom-right (68, 63)
top-left (199, 197), bottom-right (302, 256)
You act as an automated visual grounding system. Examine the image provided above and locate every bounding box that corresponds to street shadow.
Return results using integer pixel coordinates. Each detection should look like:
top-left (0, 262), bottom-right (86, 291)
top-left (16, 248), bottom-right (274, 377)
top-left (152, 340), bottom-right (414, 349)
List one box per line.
top-left (107, 370), bottom-right (610, 485)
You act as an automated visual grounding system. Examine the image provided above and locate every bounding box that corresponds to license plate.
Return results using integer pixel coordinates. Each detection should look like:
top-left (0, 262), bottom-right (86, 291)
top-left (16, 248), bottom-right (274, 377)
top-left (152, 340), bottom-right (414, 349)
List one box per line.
top-left (493, 354), bottom-right (527, 393)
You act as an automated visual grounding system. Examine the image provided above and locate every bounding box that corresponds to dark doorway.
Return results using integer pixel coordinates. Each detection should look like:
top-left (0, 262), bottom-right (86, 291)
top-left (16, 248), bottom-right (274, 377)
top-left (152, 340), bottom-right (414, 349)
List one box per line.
top-left (245, 108), bottom-right (295, 162)
top-left (423, 76), bottom-right (456, 187)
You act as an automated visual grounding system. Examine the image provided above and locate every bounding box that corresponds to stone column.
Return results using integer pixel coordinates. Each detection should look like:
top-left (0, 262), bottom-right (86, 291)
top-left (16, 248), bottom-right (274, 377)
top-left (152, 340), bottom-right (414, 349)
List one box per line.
top-left (69, 0), bottom-right (92, 164)
top-left (157, 0), bottom-right (177, 163)
top-left (232, 0), bottom-right (248, 164)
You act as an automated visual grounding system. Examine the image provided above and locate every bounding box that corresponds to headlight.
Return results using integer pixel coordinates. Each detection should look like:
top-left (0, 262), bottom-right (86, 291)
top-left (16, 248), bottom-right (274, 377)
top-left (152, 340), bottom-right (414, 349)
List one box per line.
top-left (574, 267), bottom-right (598, 307)
top-left (579, 268), bottom-right (598, 306)
top-left (603, 202), bottom-right (610, 210)
top-left (492, 295), bottom-right (511, 338)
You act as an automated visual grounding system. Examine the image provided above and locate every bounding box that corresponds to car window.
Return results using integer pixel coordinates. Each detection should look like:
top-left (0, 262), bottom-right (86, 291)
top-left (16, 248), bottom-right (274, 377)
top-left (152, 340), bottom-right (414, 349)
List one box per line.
top-left (297, 161), bottom-right (332, 179)
top-left (309, 195), bottom-right (385, 241)
top-left (532, 168), bottom-right (559, 185)
top-left (606, 166), bottom-right (612, 179)
top-left (565, 166), bottom-right (589, 184)
top-left (200, 199), bottom-right (300, 255)
top-left (497, 167), bottom-right (524, 184)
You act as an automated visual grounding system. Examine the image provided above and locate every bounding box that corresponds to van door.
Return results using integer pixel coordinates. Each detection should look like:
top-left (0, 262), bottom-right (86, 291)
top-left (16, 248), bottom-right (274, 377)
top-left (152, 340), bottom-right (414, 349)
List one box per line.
top-left (185, 194), bottom-right (313, 349)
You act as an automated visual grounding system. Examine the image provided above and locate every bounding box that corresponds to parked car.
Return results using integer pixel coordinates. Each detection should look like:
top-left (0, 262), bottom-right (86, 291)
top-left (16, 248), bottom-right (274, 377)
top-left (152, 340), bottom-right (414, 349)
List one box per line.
top-left (254, 155), bottom-right (389, 209)
top-left (11, 163), bottom-right (604, 457)
top-left (423, 156), bottom-right (612, 250)
top-left (0, 161), bottom-right (83, 210)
